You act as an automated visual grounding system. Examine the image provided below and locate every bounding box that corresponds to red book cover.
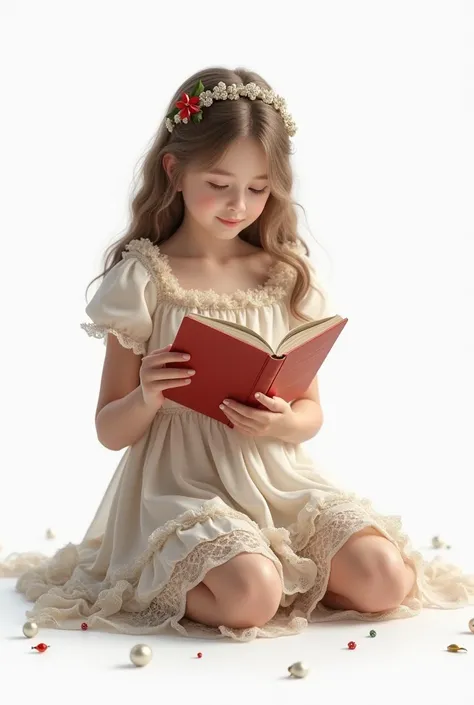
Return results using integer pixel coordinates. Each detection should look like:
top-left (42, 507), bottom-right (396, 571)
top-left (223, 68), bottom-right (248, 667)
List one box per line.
top-left (163, 314), bottom-right (348, 427)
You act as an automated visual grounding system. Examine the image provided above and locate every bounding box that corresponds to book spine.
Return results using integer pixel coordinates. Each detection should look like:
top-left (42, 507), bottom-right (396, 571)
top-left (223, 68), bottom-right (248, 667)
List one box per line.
top-left (245, 356), bottom-right (285, 408)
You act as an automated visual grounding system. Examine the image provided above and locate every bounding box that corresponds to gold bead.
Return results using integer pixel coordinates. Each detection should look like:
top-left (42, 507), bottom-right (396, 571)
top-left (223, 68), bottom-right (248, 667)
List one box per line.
top-left (288, 661), bottom-right (309, 678)
top-left (130, 643), bottom-right (152, 667)
top-left (22, 621), bottom-right (39, 638)
top-left (447, 643), bottom-right (467, 652)
top-left (468, 618), bottom-right (474, 634)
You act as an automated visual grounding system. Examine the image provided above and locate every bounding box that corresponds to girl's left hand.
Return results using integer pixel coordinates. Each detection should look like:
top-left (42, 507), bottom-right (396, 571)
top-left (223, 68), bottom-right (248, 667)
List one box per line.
top-left (219, 393), bottom-right (296, 440)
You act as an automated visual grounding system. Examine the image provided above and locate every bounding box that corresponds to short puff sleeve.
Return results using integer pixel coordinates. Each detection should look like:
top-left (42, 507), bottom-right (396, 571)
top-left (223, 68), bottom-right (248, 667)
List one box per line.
top-left (81, 256), bottom-right (158, 355)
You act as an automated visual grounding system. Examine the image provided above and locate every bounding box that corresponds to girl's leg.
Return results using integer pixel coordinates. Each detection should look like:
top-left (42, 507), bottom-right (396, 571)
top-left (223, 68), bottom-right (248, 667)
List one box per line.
top-left (321, 527), bottom-right (416, 612)
top-left (185, 552), bottom-right (282, 629)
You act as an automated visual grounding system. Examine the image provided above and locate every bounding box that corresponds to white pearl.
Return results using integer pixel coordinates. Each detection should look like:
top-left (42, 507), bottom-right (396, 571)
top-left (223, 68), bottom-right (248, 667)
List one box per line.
top-left (22, 621), bottom-right (39, 638)
top-left (469, 617), bottom-right (474, 633)
top-left (130, 643), bottom-right (152, 667)
top-left (288, 661), bottom-right (310, 678)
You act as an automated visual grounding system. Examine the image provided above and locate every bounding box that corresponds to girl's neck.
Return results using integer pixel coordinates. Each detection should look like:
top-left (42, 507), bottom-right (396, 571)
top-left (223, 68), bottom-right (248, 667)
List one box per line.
top-left (163, 225), bottom-right (255, 263)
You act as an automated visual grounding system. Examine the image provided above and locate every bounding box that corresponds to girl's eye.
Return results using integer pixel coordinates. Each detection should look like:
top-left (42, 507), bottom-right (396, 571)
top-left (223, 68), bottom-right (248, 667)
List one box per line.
top-left (208, 183), bottom-right (268, 194)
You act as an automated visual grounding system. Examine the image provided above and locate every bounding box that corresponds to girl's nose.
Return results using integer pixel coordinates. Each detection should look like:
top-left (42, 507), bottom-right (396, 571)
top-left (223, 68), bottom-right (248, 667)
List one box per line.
top-left (227, 190), bottom-right (246, 212)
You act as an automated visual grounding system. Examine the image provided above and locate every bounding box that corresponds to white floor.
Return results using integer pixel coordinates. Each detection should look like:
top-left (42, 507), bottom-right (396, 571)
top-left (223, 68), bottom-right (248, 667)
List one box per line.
top-left (1, 540), bottom-right (473, 705)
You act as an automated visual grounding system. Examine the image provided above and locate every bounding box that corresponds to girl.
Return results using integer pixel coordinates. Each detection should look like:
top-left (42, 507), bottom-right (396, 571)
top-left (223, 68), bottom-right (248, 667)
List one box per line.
top-left (2, 66), bottom-right (473, 641)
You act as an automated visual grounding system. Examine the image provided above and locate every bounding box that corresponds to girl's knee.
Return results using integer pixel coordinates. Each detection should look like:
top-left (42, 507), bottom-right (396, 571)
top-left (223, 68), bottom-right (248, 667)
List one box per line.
top-left (204, 552), bottom-right (283, 628)
top-left (365, 542), bottom-right (414, 612)
top-left (328, 532), bottom-right (415, 613)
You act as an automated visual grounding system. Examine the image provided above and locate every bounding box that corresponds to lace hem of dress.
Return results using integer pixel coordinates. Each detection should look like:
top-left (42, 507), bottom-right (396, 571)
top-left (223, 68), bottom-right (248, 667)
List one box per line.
top-left (122, 237), bottom-right (299, 311)
top-left (80, 322), bottom-right (146, 356)
top-left (2, 492), bottom-right (473, 642)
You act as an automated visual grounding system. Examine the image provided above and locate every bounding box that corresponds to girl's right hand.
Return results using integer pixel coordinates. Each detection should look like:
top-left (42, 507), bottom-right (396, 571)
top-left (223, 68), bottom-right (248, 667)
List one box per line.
top-left (139, 344), bottom-right (195, 408)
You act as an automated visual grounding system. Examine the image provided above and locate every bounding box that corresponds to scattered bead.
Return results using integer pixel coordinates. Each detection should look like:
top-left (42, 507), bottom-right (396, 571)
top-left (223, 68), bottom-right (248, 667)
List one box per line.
top-left (447, 643), bottom-right (467, 652)
top-left (348, 641), bottom-right (357, 650)
top-left (31, 643), bottom-right (50, 652)
top-left (369, 630), bottom-right (377, 638)
top-left (468, 618), bottom-right (474, 634)
top-left (130, 643), bottom-right (152, 667)
top-left (288, 661), bottom-right (309, 678)
top-left (45, 528), bottom-right (56, 540)
top-left (431, 535), bottom-right (451, 550)
top-left (81, 622), bottom-right (88, 631)
top-left (22, 621), bottom-right (38, 638)
top-left (197, 652), bottom-right (203, 659)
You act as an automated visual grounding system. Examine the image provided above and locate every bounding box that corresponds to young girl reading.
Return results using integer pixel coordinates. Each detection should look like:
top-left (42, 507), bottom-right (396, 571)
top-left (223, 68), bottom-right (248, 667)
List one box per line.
top-left (2, 66), bottom-right (473, 641)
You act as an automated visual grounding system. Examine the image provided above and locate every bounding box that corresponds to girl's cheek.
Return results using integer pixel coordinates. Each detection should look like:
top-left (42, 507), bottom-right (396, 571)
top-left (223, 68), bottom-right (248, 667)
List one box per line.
top-left (197, 194), bottom-right (218, 210)
top-left (253, 202), bottom-right (267, 219)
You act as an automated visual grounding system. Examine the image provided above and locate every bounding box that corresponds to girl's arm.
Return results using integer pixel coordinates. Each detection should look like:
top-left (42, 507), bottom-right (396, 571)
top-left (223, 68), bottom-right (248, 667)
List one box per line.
top-left (283, 377), bottom-right (325, 443)
top-left (94, 335), bottom-right (162, 451)
top-left (283, 399), bottom-right (324, 443)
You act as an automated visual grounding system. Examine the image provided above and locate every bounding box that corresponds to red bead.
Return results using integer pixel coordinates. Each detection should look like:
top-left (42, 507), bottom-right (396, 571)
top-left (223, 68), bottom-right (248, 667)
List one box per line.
top-left (197, 652), bottom-right (203, 659)
top-left (81, 623), bottom-right (88, 631)
top-left (31, 643), bottom-right (49, 652)
top-left (348, 641), bottom-right (357, 650)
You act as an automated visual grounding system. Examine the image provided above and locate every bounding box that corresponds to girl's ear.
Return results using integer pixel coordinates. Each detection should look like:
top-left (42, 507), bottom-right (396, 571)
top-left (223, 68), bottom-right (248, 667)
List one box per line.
top-left (162, 154), bottom-right (182, 191)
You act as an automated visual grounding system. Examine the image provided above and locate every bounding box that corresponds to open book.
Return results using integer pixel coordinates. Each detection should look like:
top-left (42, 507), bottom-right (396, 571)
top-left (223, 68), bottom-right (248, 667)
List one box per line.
top-left (163, 313), bottom-right (348, 427)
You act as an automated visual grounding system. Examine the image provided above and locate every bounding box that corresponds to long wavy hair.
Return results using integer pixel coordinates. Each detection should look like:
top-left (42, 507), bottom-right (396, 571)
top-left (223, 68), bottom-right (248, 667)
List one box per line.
top-left (86, 66), bottom-right (326, 322)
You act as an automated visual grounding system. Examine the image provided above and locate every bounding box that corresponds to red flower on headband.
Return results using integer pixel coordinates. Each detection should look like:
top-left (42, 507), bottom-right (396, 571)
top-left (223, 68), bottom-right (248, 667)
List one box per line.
top-left (176, 92), bottom-right (201, 121)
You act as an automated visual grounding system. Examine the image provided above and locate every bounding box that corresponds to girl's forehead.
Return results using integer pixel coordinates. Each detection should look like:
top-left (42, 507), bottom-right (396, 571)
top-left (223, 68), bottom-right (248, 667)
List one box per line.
top-left (202, 139), bottom-right (268, 172)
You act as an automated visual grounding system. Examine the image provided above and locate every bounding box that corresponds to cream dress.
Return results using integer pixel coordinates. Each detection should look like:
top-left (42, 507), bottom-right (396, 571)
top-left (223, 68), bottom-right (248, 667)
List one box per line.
top-left (2, 237), bottom-right (473, 642)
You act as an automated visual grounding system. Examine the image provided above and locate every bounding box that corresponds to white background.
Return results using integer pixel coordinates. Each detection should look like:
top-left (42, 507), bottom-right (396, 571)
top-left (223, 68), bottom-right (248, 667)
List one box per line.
top-left (1, 3), bottom-right (474, 703)
top-left (0, 0), bottom-right (472, 565)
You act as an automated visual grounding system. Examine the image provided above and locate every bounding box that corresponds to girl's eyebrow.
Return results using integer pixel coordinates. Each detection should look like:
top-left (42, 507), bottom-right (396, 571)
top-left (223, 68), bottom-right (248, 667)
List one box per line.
top-left (206, 168), bottom-right (268, 180)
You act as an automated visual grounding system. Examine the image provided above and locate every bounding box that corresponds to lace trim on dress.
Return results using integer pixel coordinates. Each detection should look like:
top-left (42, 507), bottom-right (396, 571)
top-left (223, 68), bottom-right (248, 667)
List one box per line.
top-left (122, 237), bottom-right (297, 311)
top-left (3, 491), bottom-right (473, 642)
top-left (80, 323), bottom-right (146, 356)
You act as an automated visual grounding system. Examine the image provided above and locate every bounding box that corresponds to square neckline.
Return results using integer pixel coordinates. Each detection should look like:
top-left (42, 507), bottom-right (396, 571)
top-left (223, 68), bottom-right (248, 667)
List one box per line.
top-left (156, 243), bottom-right (279, 297)
top-left (123, 237), bottom-right (297, 311)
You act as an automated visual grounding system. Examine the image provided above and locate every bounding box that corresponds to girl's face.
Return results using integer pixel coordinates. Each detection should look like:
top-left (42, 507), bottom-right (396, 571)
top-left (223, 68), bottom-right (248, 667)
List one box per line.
top-left (178, 137), bottom-right (271, 240)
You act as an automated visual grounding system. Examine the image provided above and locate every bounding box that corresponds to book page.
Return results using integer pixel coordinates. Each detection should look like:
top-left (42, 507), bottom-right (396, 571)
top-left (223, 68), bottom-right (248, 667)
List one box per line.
top-left (276, 315), bottom-right (343, 355)
top-left (189, 314), bottom-right (274, 354)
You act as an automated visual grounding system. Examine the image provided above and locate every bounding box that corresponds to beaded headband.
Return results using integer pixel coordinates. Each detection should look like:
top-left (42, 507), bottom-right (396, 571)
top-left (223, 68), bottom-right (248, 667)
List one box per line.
top-left (165, 80), bottom-right (297, 137)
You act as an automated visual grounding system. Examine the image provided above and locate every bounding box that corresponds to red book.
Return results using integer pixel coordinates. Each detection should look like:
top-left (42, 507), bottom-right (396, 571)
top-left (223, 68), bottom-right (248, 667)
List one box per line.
top-left (163, 313), bottom-right (348, 427)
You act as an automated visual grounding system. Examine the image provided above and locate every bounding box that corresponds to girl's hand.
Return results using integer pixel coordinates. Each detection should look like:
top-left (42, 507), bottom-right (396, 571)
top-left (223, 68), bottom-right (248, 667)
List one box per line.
top-left (219, 393), bottom-right (297, 440)
top-left (139, 344), bottom-right (195, 408)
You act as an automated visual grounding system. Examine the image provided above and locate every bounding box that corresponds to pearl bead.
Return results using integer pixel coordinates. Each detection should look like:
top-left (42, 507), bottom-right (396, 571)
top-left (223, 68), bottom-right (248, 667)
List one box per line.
top-left (469, 618), bottom-right (474, 634)
top-left (288, 661), bottom-right (309, 678)
top-left (22, 621), bottom-right (39, 638)
top-left (130, 643), bottom-right (152, 667)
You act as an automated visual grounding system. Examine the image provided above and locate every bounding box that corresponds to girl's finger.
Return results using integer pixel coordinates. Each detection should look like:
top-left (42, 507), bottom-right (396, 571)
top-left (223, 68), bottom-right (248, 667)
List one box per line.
top-left (154, 378), bottom-right (192, 390)
top-left (148, 344), bottom-right (173, 356)
top-left (255, 393), bottom-right (285, 411)
top-left (146, 352), bottom-right (191, 367)
top-left (148, 368), bottom-right (195, 381)
top-left (220, 405), bottom-right (258, 431)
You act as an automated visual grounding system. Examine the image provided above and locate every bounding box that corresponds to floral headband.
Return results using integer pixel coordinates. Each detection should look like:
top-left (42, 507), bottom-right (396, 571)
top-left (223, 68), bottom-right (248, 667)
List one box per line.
top-left (165, 80), bottom-right (297, 137)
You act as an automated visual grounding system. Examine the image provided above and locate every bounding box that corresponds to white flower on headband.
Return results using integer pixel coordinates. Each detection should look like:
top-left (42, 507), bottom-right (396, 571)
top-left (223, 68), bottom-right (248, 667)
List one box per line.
top-left (165, 80), bottom-right (297, 137)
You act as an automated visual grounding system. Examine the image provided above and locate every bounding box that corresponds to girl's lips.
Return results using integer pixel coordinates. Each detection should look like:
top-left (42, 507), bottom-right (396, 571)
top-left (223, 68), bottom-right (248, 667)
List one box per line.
top-left (217, 217), bottom-right (244, 226)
